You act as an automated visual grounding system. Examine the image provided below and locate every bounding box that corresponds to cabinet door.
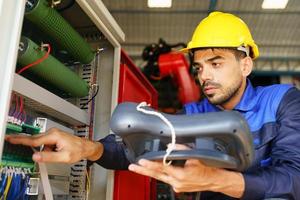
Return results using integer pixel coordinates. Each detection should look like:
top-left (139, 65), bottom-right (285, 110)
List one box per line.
top-left (114, 50), bottom-right (158, 200)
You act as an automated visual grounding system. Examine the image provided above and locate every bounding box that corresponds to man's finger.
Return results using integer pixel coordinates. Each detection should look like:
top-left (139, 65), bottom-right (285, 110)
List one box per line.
top-left (185, 158), bottom-right (204, 166)
top-left (161, 159), bottom-right (203, 178)
top-left (5, 133), bottom-right (58, 147)
top-left (167, 143), bottom-right (191, 150)
top-left (33, 151), bottom-right (73, 163)
top-left (129, 163), bottom-right (170, 183)
top-left (138, 159), bottom-right (164, 171)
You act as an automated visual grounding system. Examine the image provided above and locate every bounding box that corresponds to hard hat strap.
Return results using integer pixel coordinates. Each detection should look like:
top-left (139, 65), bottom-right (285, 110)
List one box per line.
top-left (237, 46), bottom-right (250, 57)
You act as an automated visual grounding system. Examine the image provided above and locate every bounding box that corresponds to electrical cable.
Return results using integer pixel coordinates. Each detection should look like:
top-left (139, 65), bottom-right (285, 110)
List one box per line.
top-left (20, 175), bottom-right (30, 200)
top-left (85, 169), bottom-right (90, 195)
top-left (35, 150), bottom-right (53, 200)
top-left (14, 177), bottom-right (24, 200)
top-left (14, 174), bottom-right (23, 200)
top-left (18, 96), bottom-right (27, 123)
top-left (12, 95), bottom-right (19, 120)
top-left (0, 173), bottom-right (7, 197)
top-left (12, 174), bottom-right (21, 200)
top-left (6, 173), bottom-right (15, 200)
top-left (8, 174), bottom-right (16, 200)
top-left (80, 84), bottom-right (99, 109)
top-left (20, 110), bottom-right (27, 124)
top-left (57, 0), bottom-right (75, 12)
top-left (16, 96), bottom-right (23, 122)
top-left (169, 42), bottom-right (187, 48)
top-left (17, 44), bottom-right (51, 74)
top-left (3, 175), bottom-right (12, 200)
top-left (8, 94), bottom-right (16, 117)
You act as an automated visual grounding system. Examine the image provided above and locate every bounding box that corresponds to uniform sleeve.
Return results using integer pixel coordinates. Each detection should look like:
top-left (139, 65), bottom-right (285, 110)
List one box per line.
top-left (242, 87), bottom-right (300, 200)
top-left (94, 134), bottom-right (130, 170)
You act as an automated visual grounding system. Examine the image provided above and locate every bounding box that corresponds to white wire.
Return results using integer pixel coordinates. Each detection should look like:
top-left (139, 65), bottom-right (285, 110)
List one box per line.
top-left (136, 102), bottom-right (176, 165)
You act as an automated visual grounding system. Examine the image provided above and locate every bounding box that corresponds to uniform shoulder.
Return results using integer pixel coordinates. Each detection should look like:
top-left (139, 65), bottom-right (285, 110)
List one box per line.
top-left (255, 84), bottom-right (292, 97)
top-left (255, 84), bottom-right (293, 114)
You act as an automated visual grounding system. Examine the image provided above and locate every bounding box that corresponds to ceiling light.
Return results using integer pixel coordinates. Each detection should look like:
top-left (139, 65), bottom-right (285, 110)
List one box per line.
top-left (262, 0), bottom-right (289, 9)
top-left (148, 0), bottom-right (172, 8)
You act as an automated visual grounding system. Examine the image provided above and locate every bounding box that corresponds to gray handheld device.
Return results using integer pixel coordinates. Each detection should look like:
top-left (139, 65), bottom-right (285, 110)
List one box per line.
top-left (110, 102), bottom-right (254, 171)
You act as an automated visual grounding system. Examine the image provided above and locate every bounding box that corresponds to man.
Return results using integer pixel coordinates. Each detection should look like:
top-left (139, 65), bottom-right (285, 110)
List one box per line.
top-left (6, 12), bottom-right (300, 199)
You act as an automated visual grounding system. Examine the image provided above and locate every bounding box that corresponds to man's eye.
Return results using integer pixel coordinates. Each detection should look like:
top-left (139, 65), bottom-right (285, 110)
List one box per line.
top-left (193, 66), bottom-right (202, 73)
top-left (192, 64), bottom-right (199, 71)
top-left (212, 63), bottom-right (221, 67)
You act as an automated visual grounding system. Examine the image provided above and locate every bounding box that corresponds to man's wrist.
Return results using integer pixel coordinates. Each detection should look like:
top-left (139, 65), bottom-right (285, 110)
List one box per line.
top-left (83, 140), bottom-right (104, 161)
top-left (211, 169), bottom-right (245, 198)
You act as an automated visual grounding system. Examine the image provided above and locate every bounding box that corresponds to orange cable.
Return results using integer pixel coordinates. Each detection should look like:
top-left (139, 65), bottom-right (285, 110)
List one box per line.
top-left (17, 44), bottom-right (51, 74)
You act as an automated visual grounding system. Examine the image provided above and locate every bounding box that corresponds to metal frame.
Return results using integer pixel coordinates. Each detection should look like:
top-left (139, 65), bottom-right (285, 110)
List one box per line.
top-left (13, 74), bottom-right (89, 126)
top-left (76, 0), bottom-right (125, 47)
top-left (75, 1), bottom-right (123, 199)
top-left (253, 60), bottom-right (300, 76)
top-left (0, 0), bottom-right (25, 160)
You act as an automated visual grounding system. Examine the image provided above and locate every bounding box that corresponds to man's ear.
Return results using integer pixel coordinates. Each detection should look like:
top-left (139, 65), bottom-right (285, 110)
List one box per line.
top-left (240, 57), bottom-right (253, 77)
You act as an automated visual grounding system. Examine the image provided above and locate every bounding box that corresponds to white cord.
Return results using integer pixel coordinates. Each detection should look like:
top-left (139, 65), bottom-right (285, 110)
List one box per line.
top-left (136, 102), bottom-right (176, 165)
top-left (32, 148), bottom-right (53, 200)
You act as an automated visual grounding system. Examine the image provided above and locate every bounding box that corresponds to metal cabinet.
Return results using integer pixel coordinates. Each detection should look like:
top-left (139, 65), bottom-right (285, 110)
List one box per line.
top-left (0, 1), bottom-right (125, 199)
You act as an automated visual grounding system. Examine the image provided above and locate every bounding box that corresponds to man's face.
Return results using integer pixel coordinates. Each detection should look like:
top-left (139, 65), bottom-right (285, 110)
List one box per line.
top-left (193, 49), bottom-right (244, 106)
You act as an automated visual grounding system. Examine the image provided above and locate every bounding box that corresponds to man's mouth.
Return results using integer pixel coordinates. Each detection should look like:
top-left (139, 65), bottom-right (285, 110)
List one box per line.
top-left (204, 85), bottom-right (216, 90)
top-left (204, 86), bottom-right (217, 95)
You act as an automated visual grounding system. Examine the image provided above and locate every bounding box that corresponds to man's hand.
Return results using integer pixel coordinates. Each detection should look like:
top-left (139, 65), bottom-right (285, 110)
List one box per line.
top-left (5, 128), bottom-right (103, 164)
top-left (128, 144), bottom-right (245, 198)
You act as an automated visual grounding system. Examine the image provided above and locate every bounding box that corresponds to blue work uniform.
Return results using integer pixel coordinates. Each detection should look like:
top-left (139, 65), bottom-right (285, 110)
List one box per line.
top-left (95, 80), bottom-right (300, 200)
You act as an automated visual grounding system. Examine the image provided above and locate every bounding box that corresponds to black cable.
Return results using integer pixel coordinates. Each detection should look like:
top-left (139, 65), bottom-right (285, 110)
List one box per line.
top-left (80, 85), bottom-right (99, 109)
top-left (57, 0), bottom-right (75, 12)
top-left (169, 42), bottom-right (187, 48)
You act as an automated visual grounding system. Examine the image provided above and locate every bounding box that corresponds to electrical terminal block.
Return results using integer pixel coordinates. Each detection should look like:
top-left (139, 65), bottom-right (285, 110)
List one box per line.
top-left (22, 123), bottom-right (41, 135)
top-left (6, 123), bottom-right (23, 134)
top-left (6, 122), bottom-right (41, 135)
top-left (1, 142), bottom-right (35, 171)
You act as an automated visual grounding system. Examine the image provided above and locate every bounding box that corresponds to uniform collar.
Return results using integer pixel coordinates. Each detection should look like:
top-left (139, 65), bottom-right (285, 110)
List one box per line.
top-left (200, 79), bottom-right (257, 112)
top-left (233, 79), bottom-right (257, 112)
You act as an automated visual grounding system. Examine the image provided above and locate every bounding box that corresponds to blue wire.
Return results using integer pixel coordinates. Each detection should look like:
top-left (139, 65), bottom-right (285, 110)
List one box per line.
top-left (0, 173), bottom-right (7, 197)
top-left (17, 174), bottom-right (21, 198)
top-left (15, 174), bottom-right (27, 200)
top-left (11, 174), bottom-right (20, 200)
top-left (6, 173), bottom-right (15, 200)
top-left (14, 176), bottom-right (23, 200)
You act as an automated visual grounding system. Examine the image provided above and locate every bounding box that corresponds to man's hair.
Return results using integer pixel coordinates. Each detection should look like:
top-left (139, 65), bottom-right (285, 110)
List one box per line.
top-left (192, 47), bottom-right (247, 61)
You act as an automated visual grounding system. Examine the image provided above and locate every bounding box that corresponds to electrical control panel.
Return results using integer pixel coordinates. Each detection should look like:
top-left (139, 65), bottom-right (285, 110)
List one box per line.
top-left (0, 0), bottom-right (124, 199)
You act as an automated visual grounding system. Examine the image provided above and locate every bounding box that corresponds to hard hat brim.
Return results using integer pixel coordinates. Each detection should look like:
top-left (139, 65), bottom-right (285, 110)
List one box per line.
top-left (179, 47), bottom-right (189, 53)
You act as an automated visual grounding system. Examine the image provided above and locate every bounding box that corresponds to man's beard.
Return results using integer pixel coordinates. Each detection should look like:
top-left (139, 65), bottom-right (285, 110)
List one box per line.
top-left (201, 79), bottom-right (242, 105)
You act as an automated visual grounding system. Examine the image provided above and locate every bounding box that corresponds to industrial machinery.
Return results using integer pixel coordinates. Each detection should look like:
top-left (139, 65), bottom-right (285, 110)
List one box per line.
top-left (142, 39), bottom-right (200, 109)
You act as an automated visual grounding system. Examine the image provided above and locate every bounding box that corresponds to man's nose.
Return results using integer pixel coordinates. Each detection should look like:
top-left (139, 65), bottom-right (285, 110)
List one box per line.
top-left (198, 66), bottom-right (213, 82)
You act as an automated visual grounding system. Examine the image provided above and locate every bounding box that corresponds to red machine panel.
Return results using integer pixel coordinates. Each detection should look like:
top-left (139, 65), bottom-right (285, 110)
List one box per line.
top-left (114, 50), bottom-right (158, 200)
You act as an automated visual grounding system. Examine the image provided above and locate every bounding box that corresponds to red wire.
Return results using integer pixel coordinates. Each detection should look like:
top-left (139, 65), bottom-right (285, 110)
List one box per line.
top-left (22, 110), bottom-right (27, 123)
top-left (17, 44), bottom-right (51, 74)
top-left (17, 96), bottom-right (23, 120)
top-left (19, 96), bottom-right (27, 123)
top-left (13, 94), bottom-right (19, 119)
top-left (9, 93), bottom-right (16, 116)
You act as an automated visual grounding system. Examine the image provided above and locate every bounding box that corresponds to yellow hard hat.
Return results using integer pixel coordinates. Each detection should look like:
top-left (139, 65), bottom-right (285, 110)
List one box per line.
top-left (181, 11), bottom-right (259, 59)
